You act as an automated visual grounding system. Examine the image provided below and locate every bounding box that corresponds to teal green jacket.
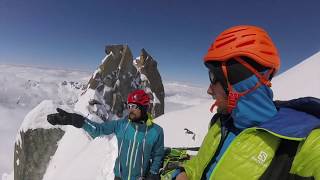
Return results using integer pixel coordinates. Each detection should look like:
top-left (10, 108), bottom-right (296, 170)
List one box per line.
top-left (82, 116), bottom-right (164, 180)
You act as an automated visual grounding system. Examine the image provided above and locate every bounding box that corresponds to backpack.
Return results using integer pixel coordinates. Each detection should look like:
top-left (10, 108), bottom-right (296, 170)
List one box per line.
top-left (160, 147), bottom-right (199, 180)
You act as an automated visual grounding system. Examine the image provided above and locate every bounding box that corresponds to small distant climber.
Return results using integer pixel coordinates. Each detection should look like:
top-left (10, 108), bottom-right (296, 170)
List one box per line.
top-left (184, 128), bottom-right (196, 141)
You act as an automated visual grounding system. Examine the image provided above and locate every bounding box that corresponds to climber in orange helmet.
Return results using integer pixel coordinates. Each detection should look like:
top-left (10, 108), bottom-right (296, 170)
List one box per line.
top-left (173, 25), bottom-right (320, 180)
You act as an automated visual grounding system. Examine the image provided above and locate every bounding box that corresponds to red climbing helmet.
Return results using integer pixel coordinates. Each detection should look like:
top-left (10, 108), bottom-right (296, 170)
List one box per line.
top-left (127, 89), bottom-right (150, 106)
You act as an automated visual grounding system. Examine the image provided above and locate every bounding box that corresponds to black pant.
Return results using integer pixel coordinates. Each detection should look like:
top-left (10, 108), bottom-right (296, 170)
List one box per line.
top-left (114, 177), bottom-right (145, 180)
top-left (115, 175), bottom-right (160, 180)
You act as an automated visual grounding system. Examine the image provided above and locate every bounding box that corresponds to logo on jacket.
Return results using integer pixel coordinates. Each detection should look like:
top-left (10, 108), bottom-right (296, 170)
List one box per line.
top-left (258, 151), bottom-right (268, 163)
top-left (251, 151), bottom-right (268, 166)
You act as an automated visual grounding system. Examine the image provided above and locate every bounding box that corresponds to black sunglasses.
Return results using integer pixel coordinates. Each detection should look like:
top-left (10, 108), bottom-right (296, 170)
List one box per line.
top-left (208, 71), bottom-right (218, 85)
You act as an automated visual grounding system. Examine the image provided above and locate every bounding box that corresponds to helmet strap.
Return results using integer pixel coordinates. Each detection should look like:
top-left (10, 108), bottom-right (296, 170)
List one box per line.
top-left (234, 57), bottom-right (274, 86)
top-left (220, 57), bottom-right (274, 113)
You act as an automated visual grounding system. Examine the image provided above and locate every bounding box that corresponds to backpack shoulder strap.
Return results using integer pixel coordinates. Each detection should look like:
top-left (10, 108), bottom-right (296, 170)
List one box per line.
top-left (260, 139), bottom-right (312, 180)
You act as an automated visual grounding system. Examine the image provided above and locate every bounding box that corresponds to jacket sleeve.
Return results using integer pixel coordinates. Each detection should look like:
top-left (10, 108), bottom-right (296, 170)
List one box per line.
top-left (290, 129), bottom-right (320, 179)
top-left (149, 128), bottom-right (165, 175)
top-left (82, 119), bottom-right (124, 139)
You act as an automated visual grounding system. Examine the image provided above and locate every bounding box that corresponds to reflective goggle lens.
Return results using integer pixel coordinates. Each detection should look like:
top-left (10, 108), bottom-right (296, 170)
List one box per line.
top-left (127, 103), bottom-right (139, 110)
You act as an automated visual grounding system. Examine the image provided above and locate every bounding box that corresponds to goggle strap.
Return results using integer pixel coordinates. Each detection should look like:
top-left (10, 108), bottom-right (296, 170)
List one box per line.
top-left (234, 57), bottom-right (273, 87)
top-left (221, 62), bottom-right (233, 91)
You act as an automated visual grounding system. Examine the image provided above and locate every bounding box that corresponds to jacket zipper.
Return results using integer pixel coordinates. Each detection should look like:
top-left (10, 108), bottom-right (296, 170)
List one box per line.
top-left (118, 121), bottom-right (130, 179)
top-left (201, 122), bottom-right (227, 179)
top-left (209, 127), bottom-right (249, 179)
top-left (128, 124), bottom-right (138, 180)
top-left (126, 140), bottom-right (132, 166)
top-left (133, 142), bottom-right (140, 168)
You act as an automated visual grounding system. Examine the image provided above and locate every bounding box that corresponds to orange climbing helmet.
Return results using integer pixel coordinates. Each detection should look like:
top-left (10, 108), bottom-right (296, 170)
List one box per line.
top-left (204, 25), bottom-right (281, 113)
top-left (204, 25), bottom-right (280, 71)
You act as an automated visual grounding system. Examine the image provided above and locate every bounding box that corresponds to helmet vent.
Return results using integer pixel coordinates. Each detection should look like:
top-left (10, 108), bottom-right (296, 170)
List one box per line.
top-left (242, 34), bottom-right (256, 38)
top-left (215, 38), bottom-right (236, 48)
top-left (260, 50), bottom-right (274, 55)
top-left (260, 40), bottom-right (272, 47)
top-left (236, 40), bottom-right (255, 48)
top-left (216, 34), bottom-right (235, 42)
top-left (222, 28), bottom-right (247, 36)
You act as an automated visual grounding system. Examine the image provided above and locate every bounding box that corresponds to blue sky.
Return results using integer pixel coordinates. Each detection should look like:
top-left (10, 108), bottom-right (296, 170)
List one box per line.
top-left (0, 0), bottom-right (319, 85)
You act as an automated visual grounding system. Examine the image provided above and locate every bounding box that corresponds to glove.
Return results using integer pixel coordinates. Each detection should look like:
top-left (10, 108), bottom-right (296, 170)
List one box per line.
top-left (47, 108), bottom-right (85, 128)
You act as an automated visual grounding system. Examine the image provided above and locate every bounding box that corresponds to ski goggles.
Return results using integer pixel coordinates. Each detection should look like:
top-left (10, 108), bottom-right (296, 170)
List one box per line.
top-left (127, 103), bottom-right (139, 110)
top-left (209, 70), bottom-right (218, 85)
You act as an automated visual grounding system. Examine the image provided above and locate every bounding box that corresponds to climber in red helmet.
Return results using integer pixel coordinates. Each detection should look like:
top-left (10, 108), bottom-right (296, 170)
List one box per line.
top-left (173, 25), bottom-right (320, 180)
top-left (47, 89), bottom-right (165, 180)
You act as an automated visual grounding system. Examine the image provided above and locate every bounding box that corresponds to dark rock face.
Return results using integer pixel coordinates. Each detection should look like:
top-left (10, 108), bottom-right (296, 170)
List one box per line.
top-left (85, 45), bottom-right (164, 120)
top-left (136, 48), bottom-right (165, 117)
top-left (14, 128), bottom-right (64, 180)
top-left (86, 45), bottom-right (139, 119)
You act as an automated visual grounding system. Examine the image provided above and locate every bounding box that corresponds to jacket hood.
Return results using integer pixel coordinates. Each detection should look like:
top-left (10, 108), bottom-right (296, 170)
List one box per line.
top-left (231, 74), bottom-right (277, 129)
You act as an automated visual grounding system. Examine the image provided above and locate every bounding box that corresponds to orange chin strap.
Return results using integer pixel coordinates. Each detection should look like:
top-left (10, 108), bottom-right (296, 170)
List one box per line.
top-left (210, 57), bottom-right (274, 113)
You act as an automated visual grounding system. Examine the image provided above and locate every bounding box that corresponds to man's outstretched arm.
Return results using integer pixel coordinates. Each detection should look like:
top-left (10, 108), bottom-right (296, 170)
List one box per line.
top-left (47, 108), bottom-right (122, 138)
top-left (82, 118), bottom-right (123, 138)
